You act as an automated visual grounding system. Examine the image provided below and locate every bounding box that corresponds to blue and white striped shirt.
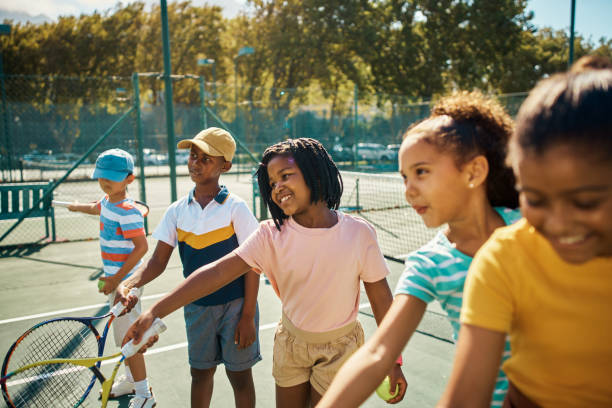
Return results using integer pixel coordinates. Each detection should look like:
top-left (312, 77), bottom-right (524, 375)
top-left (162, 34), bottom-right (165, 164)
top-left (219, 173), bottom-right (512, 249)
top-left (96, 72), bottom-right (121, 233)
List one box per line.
top-left (395, 207), bottom-right (521, 407)
top-left (98, 196), bottom-right (145, 278)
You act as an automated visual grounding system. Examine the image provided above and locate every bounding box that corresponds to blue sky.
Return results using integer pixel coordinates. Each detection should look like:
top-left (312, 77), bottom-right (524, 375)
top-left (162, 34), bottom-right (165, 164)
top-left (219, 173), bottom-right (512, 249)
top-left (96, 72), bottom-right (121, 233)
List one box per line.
top-left (528, 0), bottom-right (611, 42)
top-left (1, 0), bottom-right (611, 42)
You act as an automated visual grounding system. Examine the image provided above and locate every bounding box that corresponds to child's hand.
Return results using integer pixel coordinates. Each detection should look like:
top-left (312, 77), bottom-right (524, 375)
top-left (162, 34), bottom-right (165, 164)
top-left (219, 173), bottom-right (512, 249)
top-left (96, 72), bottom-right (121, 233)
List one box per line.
top-left (67, 202), bottom-right (79, 212)
top-left (116, 284), bottom-right (140, 313)
top-left (385, 365), bottom-right (408, 404)
top-left (122, 310), bottom-right (157, 351)
top-left (98, 275), bottom-right (120, 295)
top-left (234, 315), bottom-right (256, 349)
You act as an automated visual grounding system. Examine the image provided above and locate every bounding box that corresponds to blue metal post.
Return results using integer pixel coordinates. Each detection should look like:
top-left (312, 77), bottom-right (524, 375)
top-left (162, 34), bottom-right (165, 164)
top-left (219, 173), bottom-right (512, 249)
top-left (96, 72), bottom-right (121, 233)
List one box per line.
top-left (160, 0), bottom-right (177, 202)
top-left (568, 0), bottom-right (576, 67)
top-left (0, 24), bottom-right (12, 182)
top-left (132, 73), bottom-right (149, 234)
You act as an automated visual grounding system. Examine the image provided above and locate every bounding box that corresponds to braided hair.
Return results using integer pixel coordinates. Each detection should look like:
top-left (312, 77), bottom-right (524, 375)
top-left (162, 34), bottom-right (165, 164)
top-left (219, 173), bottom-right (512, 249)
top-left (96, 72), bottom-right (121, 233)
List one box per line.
top-left (404, 90), bottom-right (519, 209)
top-left (256, 138), bottom-right (343, 230)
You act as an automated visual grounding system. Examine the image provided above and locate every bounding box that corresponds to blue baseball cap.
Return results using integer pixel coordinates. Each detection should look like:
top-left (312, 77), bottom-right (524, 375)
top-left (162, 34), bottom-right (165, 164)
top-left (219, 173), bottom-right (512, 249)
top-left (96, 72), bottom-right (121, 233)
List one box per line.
top-left (92, 149), bottom-right (134, 182)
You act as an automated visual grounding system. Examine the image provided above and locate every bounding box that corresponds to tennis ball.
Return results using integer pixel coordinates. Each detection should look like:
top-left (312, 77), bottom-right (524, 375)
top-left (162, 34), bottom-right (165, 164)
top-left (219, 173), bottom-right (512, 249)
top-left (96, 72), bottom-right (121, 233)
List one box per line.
top-left (98, 279), bottom-right (105, 291)
top-left (376, 376), bottom-right (399, 401)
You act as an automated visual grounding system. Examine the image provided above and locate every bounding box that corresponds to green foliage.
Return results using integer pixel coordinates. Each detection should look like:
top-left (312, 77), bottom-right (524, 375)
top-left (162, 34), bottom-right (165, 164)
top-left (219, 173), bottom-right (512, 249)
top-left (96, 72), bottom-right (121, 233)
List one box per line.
top-left (0, 0), bottom-right (610, 159)
top-left (3, 0), bottom-right (610, 100)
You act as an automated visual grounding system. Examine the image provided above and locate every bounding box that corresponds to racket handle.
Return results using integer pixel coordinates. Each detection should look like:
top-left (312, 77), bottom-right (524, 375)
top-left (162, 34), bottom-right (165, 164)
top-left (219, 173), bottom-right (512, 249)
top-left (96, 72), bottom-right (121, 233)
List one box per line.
top-left (121, 318), bottom-right (167, 358)
top-left (51, 200), bottom-right (72, 208)
top-left (110, 287), bottom-right (140, 317)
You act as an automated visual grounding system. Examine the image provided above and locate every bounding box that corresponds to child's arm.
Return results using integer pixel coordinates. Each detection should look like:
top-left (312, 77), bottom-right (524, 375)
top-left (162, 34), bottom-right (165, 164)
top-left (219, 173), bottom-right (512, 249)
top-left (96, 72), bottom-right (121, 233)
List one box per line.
top-left (123, 240), bottom-right (174, 289)
top-left (318, 294), bottom-right (426, 407)
top-left (436, 324), bottom-right (505, 408)
top-left (234, 270), bottom-right (259, 349)
top-left (100, 234), bottom-right (148, 295)
top-left (68, 202), bottom-right (100, 215)
top-left (115, 240), bottom-right (174, 310)
top-left (363, 279), bottom-right (408, 403)
top-left (123, 252), bottom-right (252, 345)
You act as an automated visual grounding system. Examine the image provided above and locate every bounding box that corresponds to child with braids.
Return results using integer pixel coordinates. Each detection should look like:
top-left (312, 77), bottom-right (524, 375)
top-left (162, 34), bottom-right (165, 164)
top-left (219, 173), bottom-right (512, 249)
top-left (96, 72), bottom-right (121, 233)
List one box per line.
top-left (123, 137), bottom-right (406, 407)
top-left (319, 91), bottom-right (520, 408)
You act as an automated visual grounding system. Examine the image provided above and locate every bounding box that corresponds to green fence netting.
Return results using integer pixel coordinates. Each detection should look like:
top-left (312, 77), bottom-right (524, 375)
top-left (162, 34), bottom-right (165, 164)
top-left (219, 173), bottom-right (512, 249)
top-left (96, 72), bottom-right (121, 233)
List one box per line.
top-left (0, 73), bottom-right (527, 260)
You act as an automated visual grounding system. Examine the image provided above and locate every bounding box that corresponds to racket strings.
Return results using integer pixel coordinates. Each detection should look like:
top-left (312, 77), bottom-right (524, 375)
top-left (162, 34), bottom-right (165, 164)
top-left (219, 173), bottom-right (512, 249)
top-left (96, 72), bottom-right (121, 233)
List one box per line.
top-left (9, 321), bottom-right (99, 368)
top-left (3, 320), bottom-right (100, 407)
top-left (5, 362), bottom-right (94, 407)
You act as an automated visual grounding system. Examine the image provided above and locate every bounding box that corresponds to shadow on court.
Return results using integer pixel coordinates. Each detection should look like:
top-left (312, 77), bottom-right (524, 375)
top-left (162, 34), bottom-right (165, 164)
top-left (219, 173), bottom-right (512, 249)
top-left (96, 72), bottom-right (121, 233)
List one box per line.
top-left (0, 243), bottom-right (48, 258)
top-left (0, 175), bottom-right (455, 407)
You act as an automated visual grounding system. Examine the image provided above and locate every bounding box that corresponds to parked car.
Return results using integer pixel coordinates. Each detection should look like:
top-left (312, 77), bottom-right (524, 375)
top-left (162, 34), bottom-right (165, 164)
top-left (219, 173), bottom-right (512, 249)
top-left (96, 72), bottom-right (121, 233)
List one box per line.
top-left (387, 144), bottom-right (401, 160)
top-left (354, 143), bottom-right (395, 162)
top-left (175, 150), bottom-right (190, 164)
top-left (330, 144), bottom-right (352, 162)
top-left (142, 148), bottom-right (168, 165)
top-left (22, 151), bottom-right (54, 163)
top-left (54, 153), bottom-right (86, 164)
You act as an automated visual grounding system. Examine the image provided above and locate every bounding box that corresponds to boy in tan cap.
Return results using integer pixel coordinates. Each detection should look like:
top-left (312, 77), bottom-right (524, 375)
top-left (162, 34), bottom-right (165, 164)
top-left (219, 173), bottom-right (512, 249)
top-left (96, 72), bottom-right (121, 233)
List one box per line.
top-left (118, 128), bottom-right (261, 407)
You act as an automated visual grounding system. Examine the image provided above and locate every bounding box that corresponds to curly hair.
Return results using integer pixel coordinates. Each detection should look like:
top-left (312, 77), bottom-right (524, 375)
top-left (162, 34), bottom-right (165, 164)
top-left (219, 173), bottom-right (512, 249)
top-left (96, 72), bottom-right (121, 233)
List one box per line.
top-left (404, 90), bottom-right (518, 209)
top-left (569, 55), bottom-right (612, 73)
top-left (256, 138), bottom-right (343, 230)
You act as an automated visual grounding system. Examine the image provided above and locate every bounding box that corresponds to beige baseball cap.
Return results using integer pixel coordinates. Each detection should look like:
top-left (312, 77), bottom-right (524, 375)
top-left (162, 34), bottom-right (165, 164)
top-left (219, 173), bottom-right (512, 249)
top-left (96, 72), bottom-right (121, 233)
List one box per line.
top-left (177, 127), bottom-right (236, 161)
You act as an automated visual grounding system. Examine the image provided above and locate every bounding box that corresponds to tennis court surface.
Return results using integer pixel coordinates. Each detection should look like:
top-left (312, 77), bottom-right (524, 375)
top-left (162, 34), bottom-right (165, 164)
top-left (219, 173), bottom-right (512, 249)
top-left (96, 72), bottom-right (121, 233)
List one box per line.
top-left (0, 175), bottom-right (454, 407)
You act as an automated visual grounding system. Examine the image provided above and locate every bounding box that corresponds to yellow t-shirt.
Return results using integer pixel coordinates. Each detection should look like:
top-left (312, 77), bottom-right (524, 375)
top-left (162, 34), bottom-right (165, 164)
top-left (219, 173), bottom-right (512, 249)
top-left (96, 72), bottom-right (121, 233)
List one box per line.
top-left (461, 218), bottom-right (612, 408)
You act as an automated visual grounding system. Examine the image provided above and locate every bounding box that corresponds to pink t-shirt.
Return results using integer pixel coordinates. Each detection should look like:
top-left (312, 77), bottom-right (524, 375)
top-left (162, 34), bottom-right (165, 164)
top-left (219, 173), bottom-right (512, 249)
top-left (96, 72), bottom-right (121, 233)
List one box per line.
top-left (234, 211), bottom-right (389, 332)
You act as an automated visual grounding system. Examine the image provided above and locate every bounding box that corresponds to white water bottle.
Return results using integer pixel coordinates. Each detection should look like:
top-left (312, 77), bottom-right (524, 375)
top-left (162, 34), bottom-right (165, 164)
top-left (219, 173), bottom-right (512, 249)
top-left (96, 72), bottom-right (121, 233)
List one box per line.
top-left (121, 318), bottom-right (167, 358)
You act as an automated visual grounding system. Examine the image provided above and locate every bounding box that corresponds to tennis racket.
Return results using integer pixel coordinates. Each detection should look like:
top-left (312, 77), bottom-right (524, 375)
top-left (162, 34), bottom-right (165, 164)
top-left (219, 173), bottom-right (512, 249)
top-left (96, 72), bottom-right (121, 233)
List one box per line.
top-left (0, 318), bottom-right (166, 408)
top-left (0, 288), bottom-right (139, 407)
top-left (52, 199), bottom-right (150, 217)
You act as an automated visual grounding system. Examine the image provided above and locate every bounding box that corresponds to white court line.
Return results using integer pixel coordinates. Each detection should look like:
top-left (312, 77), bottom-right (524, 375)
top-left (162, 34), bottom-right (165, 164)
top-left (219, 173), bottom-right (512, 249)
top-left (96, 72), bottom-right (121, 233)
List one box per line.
top-left (97, 303), bottom-right (374, 365)
top-left (5, 310), bottom-right (378, 387)
top-left (3, 278), bottom-right (270, 325)
top-left (98, 322), bottom-right (283, 367)
top-left (1, 293), bottom-right (372, 326)
top-left (0, 294), bottom-right (167, 325)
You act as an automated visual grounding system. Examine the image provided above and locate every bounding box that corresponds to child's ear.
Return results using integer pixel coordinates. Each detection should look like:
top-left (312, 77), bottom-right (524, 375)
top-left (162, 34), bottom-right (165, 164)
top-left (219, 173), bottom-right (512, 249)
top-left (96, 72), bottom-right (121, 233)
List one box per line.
top-left (464, 155), bottom-right (489, 189)
top-left (125, 174), bottom-right (136, 184)
top-left (221, 161), bottom-right (232, 173)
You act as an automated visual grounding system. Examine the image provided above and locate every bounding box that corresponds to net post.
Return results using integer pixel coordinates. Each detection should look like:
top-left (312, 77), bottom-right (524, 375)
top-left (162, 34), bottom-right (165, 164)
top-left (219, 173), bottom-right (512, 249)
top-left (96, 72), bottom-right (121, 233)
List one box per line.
top-left (356, 177), bottom-right (360, 214)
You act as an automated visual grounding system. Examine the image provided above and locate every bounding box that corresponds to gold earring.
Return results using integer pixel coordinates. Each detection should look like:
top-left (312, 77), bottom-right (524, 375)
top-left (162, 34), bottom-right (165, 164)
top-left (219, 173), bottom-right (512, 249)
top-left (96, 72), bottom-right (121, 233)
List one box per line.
top-left (469, 183), bottom-right (474, 188)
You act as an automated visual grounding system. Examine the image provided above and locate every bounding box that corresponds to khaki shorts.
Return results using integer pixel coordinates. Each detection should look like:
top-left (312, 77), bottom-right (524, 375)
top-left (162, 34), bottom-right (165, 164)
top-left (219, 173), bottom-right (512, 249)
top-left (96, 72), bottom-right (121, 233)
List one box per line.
top-left (108, 286), bottom-right (143, 348)
top-left (272, 313), bottom-right (364, 395)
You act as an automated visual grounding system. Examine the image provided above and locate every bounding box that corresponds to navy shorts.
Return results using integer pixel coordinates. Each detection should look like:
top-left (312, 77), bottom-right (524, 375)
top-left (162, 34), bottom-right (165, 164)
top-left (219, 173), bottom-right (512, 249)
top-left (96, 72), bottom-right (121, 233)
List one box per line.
top-left (183, 297), bottom-right (262, 371)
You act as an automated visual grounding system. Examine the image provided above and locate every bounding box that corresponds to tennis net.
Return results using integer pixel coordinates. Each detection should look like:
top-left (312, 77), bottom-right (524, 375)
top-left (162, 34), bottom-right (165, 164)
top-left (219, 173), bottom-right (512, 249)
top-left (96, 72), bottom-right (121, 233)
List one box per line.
top-left (339, 171), bottom-right (439, 262)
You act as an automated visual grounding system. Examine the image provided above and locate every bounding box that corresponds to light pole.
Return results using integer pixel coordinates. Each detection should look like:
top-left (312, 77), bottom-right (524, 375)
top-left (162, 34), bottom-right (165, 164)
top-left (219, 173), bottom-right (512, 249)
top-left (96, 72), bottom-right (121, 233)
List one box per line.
top-left (160, 0), bottom-right (177, 201)
top-left (197, 56), bottom-right (216, 111)
top-left (568, 0), bottom-right (576, 67)
top-left (0, 24), bottom-right (11, 181)
top-left (234, 46), bottom-right (254, 123)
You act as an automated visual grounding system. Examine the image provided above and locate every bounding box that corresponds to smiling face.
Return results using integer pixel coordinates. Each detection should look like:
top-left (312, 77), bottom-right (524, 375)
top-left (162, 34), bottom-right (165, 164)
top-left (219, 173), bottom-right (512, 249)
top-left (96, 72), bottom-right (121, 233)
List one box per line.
top-left (513, 143), bottom-right (612, 263)
top-left (187, 145), bottom-right (230, 185)
top-left (399, 136), bottom-right (473, 228)
top-left (266, 154), bottom-right (311, 217)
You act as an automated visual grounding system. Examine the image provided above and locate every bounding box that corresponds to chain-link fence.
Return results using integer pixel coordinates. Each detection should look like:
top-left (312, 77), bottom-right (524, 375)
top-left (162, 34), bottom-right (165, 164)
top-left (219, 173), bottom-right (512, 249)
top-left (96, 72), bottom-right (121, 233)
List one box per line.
top-left (0, 75), bottom-right (142, 246)
top-left (0, 73), bottom-right (527, 254)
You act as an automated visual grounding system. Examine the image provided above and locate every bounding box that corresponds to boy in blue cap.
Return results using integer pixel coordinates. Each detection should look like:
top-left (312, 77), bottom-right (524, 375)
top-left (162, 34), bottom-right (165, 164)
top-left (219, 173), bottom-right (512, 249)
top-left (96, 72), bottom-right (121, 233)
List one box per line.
top-left (68, 148), bottom-right (155, 408)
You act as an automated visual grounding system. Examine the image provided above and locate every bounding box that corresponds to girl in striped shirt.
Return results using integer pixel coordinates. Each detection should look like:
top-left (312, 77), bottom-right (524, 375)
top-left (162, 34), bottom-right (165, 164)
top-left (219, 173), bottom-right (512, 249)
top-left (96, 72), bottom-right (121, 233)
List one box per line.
top-left (319, 91), bottom-right (519, 408)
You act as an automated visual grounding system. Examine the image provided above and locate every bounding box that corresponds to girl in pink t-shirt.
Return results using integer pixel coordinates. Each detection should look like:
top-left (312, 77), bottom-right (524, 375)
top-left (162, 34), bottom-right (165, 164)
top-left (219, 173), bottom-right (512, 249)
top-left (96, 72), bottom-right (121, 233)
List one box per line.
top-left (124, 138), bottom-right (406, 407)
